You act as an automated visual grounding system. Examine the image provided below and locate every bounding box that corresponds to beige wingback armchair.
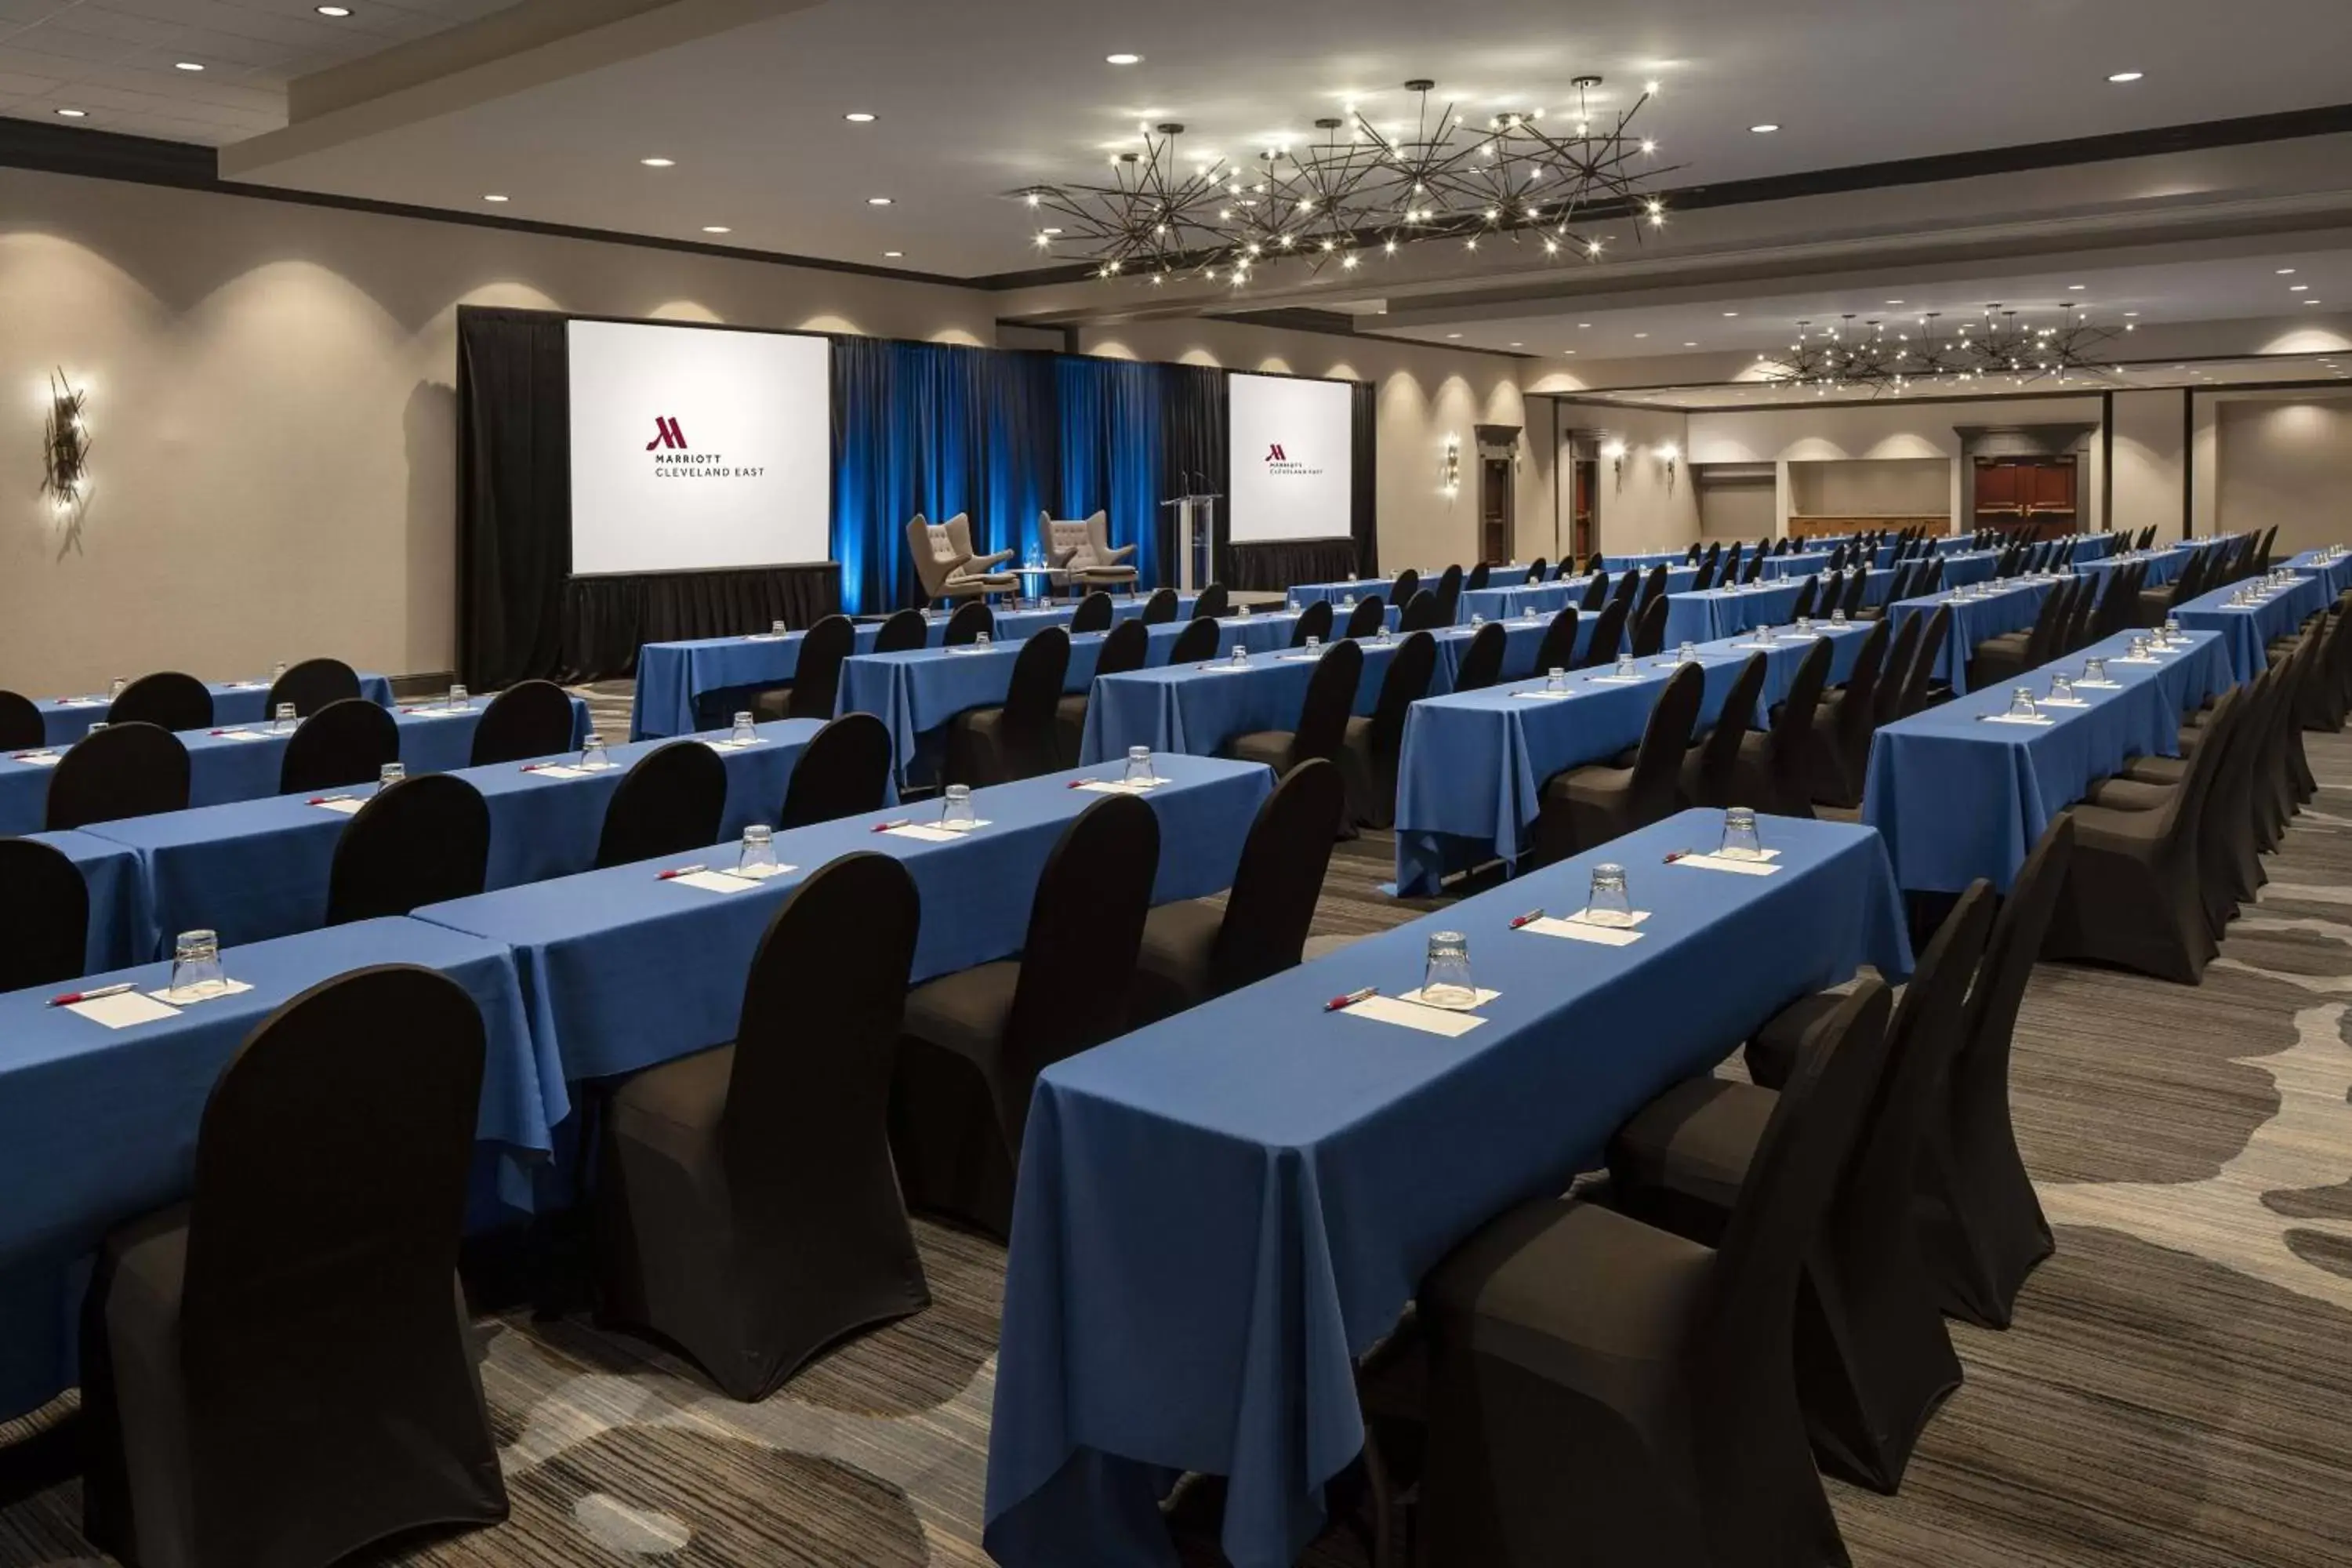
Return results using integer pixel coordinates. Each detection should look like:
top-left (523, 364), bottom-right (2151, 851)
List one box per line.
top-left (1044, 510), bottom-right (1138, 590)
top-left (906, 513), bottom-right (1017, 604)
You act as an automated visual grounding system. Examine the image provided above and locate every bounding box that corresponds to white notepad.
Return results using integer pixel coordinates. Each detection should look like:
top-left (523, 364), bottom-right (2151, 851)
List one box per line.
top-left (885, 820), bottom-right (992, 843)
top-left (55, 697), bottom-right (103, 708)
top-left (1522, 912), bottom-right (1650, 948)
top-left (1674, 852), bottom-right (1783, 876)
top-left (1978, 713), bottom-right (2056, 727)
top-left (1398, 985), bottom-right (1501, 1008)
top-left (2074, 680), bottom-right (2123, 690)
top-left (1585, 674), bottom-right (1645, 685)
top-left (2114, 656), bottom-right (2164, 666)
top-left (1200, 664), bottom-right (1255, 675)
top-left (526, 764), bottom-right (592, 780)
top-left (703, 739), bottom-right (764, 753)
top-left (149, 979), bottom-right (254, 1007)
top-left (1343, 994), bottom-right (1491, 1037)
top-left (729, 862), bottom-right (796, 880)
top-left (69, 991), bottom-right (182, 1029)
top-left (227, 681), bottom-right (270, 690)
top-left (2040, 698), bottom-right (2091, 709)
top-left (13, 753), bottom-right (61, 768)
top-left (312, 797), bottom-right (367, 815)
top-left (667, 869), bottom-right (764, 895)
top-left (1278, 654), bottom-right (1323, 662)
top-left (1512, 690), bottom-right (1572, 701)
top-left (212, 729), bottom-right (270, 742)
top-left (1074, 779), bottom-right (1162, 794)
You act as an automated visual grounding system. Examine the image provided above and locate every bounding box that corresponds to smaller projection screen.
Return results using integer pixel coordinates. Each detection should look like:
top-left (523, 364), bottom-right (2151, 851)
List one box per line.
top-left (1227, 371), bottom-right (1354, 543)
top-left (566, 319), bottom-right (831, 576)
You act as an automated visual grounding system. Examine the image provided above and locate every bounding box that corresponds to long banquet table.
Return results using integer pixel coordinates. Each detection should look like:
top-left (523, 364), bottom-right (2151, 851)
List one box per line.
top-left (984, 808), bottom-right (1913, 1568)
top-left (1078, 640), bottom-right (1409, 764)
top-left (32, 672), bottom-right (397, 748)
top-left (2173, 572), bottom-right (2332, 681)
top-left (1888, 575), bottom-right (2061, 695)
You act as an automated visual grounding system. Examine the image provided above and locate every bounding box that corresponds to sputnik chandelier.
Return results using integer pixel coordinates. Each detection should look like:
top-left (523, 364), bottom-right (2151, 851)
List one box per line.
top-left (1018, 76), bottom-right (1682, 286)
top-left (1756, 303), bottom-right (2131, 395)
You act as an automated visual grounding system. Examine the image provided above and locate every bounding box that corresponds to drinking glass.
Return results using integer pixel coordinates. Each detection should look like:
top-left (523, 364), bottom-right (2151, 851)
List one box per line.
top-left (582, 732), bottom-right (611, 769)
top-left (2163, 615), bottom-right (2183, 643)
top-left (270, 660), bottom-right (288, 684)
top-left (1345, 569), bottom-right (1359, 583)
top-left (107, 677), bottom-right (125, 700)
top-left (1230, 644), bottom-right (1250, 666)
top-left (1341, 593), bottom-right (1357, 608)
top-left (1421, 931), bottom-right (1476, 1010)
top-left (1546, 666), bottom-right (1568, 694)
top-left (771, 619), bottom-right (788, 637)
top-left (84, 722), bottom-right (107, 735)
top-left (2128, 634), bottom-right (2151, 659)
top-left (274, 702), bottom-right (296, 735)
top-left (1304, 636), bottom-right (1323, 652)
top-left (1830, 608), bottom-right (1848, 626)
top-left (447, 683), bottom-right (468, 710)
top-left (975, 631), bottom-right (993, 648)
top-left (1719, 806), bottom-right (1766, 860)
top-left (170, 930), bottom-right (226, 998)
top-left (1755, 623), bottom-right (1776, 645)
top-left (1584, 864), bottom-right (1635, 927)
top-left (1795, 615), bottom-right (1813, 633)
top-left (731, 710), bottom-right (758, 745)
top-left (1613, 652), bottom-right (1639, 678)
top-left (1287, 594), bottom-right (1301, 612)
top-left (2009, 687), bottom-right (2038, 720)
top-left (1677, 641), bottom-right (1697, 663)
top-left (1377, 624), bottom-right (1394, 644)
top-left (1124, 746), bottom-right (1156, 786)
top-left (942, 783), bottom-right (976, 829)
top-left (736, 823), bottom-right (779, 877)
top-left (2084, 656), bottom-right (2108, 682)
top-left (379, 762), bottom-right (405, 786)
top-left (2048, 673), bottom-right (2074, 703)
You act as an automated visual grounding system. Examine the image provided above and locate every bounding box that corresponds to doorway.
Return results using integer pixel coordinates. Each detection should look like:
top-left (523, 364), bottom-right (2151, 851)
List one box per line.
top-left (1571, 458), bottom-right (1597, 565)
top-left (1480, 456), bottom-right (1512, 564)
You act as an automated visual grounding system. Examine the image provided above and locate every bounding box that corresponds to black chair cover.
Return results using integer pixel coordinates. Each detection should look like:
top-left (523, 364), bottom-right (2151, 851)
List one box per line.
top-left (280, 698), bottom-right (399, 796)
top-left (1454, 622), bottom-right (1507, 691)
top-left (0, 690), bottom-right (44, 750)
top-left (1141, 587), bottom-right (1181, 625)
top-left (1341, 597), bottom-right (1387, 639)
top-left (0, 837), bottom-right (89, 993)
top-left (109, 671), bottom-right (211, 733)
top-left (325, 774), bottom-right (490, 924)
top-left (47, 722), bottom-right (189, 832)
top-left (786, 614), bottom-right (857, 720)
top-left (942, 601), bottom-right (995, 646)
top-left (264, 658), bottom-right (361, 720)
top-left (468, 680), bottom-right (575, 766)
top-left (780, 713), bottom-right (895, 829)
top-left (873, 608), bottom-right (930, 654)
top-left (1169, 618), bottom-right (1221, 663)
top-left (1070, 592), bottom-right (1116, 633)
top-left (596, 739), bottom-right (727, 868)
top-left (1290, 600), bottom-right (1335, 647)
top-left (1192, 583), bottom-right (1231, 620)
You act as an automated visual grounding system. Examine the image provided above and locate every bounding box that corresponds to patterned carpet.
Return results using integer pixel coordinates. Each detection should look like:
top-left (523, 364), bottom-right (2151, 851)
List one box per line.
top-left (5, 712), bottom-right (2352, 1566)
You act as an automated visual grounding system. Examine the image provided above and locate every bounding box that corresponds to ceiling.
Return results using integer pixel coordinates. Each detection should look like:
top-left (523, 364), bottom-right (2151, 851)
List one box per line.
top-left (0, 0), bottom-right (510, 143)
top-left (1588, 354), bottom-right (2352, 411)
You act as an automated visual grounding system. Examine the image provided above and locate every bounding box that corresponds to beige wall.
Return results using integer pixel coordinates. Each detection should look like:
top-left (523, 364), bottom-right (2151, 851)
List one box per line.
top-left (2110, 387), bottom-right (2187, 542)
top-left (0, 165), bottom-right (999, 696)
top-left (2213, 393), bottom-right (2352, 557)
top-left (1546, 402), bottom-right (1697, 556)
top-left (1074, 319), bottom-right (1548, 576)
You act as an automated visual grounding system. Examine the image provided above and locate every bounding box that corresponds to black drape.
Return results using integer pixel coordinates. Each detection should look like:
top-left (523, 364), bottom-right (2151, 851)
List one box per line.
top-left (1227, 539), bottom-right (1363, 591)
top-left (1352, 379), bottom-right (1379, 577)
top-left (564, 568), bottom-right (837, 678)
top-left (1159, 364), bottom-right (1228, 583)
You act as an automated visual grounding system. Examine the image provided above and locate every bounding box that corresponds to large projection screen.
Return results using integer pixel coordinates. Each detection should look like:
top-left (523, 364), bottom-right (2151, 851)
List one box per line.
top-left (1227, 372), bottom-right (1354, 543)
top-left (566, 319), bottom-right (831, 576)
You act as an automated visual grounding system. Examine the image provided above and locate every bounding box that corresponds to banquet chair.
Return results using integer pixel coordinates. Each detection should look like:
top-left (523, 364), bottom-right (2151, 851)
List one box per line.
top-left (1576, 596), bottom-right (1631, 670)
top-left (1581, 552), bottom-right (1605, 575)
top-left (597, 852), bottom-right (928, 1399)
top-left (1742, 550), bottom-right (1767, 585)
top-left (873, 608), bottom-right (930, 654)
top-left (0, 689), bottom-right (45, 749)
top-left (1289, 599), bottom-right (1335, 647)
top-left (1391, 568), bottom-right (1421, 608)
top-left (1685, 542), bottom-right (1703, 564)
top-left (906, 513), bottom-right (1014, 605)
top-left (2114, 662), bottom-right (2274, 931)
top-left (1828, 544), bottom-right (1849, 572)
top-left (2047, 688), bottom-right (2243, 985)
top-left (595, 739), bottom-right (727, 866)
top-left (1895, 605), bottom-right (1953, 717)
top-left (109, 670), bottom-right (212, 734)
top-left (1679, 653), bottom-right (1768, 811)
top-left (1526, 557), bottom-right (1548, 582)
top-left (2060, 574), bottom-right (2100, 653)
top-left (1057, 616), bottom-right (1149, 765)
top-left (469, 679), bottom-right (575, 766)
top-left (946, 626), bottom-right (1069, 788)
top-left (1337, 632), bottom-right (1438, 826)
top-left (1776, 536), bottom-right (1795, 555)
top-left (779, 713), bottom-right (894, 829)
top-left (1722, 542), bottom-right (1744, 583)
top-left (2140, 550), bottom-right (2206, 625)
top-left (0, 837), bottom-right (89, 994)
top-left (1870, 617), bottom-right (1923, 729)
top-left (1610, 568), bottom-right (1642, 610)
top-left (1690, 553), bottom-right (1718, 591)
top-left (1342, 596), bottom-right (1388, 639)
top-left (1534, 662), bottom-right (1704, 861)
top-left (1128, 758), bottom-right (1346, 1028)
top-left (1614, 885), bottom-right (1991, 1491)
top-left (2089, 564), bottom-right (2140, 642)
top-left (1637, 563), bottom-right (1670, 612)
top-left (1399, 590), bottom-right (1446, 634)
top-left (1168, 616), bottom-right (1221, 664)
top-left (1141, 587), bottom-right (1181, 625)
top-left (1192, 583), bottom-right (1231, 621)
top-left (1967, 583), bottom-right (2067, 690)
top-left (784, 614), bottom-right (858, 720)
top-left (325, 774), bottom-right (490, 925)
top-left (80, 966), bottom-right (506, 1568)
top-left (1581, 570), bottom-right (1611, 610)
top-left (1226, 637), bottom-right (1365, 777)
top-left (1465, 562), bottom-right (1492, 593)
top-left (1401, 982), bottom-right (1891, 1568)
top-left (1454, 622), bottom-right (1508, 692)
top-left (264, 657), bottom-right (361, 720)
top-left (942, 601), bottom-right (995, 647)
top-left (1046, 510), bottom-right (1138, 591)
top-left (1840, 566), bottom-right (1871, 619)
top-left (47, 723), bottom-right (190, 832)
top-left (1534, 606), bottom-right (1581, 676)
top-left (1788, 576), bottom-right (1819, 622)
top-left (278, 697), bottom-right (397, 795)
top-left (891, 795), bottom-right (1160, 1237)
top-left (1630, 594), bottom-right (1670, 658)
top-left (1850, 566), bottom-right (1891, 619)
top-left (1807, 619), bottom-right (1890, 809)
top-left (1747, 636), bottom-right (1833, 818)
top-left (1069, 591), bottom-right (1116, 634)
top-left (1431, 566), bottom-right (1462, 627)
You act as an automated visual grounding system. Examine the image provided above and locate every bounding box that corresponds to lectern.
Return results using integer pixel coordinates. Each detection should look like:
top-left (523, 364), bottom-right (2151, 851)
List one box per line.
top-left (1163, 492), bottom-right (1221, 593)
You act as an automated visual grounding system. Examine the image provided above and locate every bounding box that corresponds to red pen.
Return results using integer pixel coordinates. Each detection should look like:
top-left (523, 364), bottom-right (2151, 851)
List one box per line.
top-left (50, 982), bottom-right (136, 1007)
top-left (307, 793), bottom-right (352, 806)
top-left (656, 863), bottom-right (708, 880)
top-left (1508, 907), bottom-right (1545, 929)
top-left (871, 818), bottom-right (913, 833)
top-left (1325, 985), bottom-right (1378, 1012)
top-left (1664, 849), bottom-right (1691, 863)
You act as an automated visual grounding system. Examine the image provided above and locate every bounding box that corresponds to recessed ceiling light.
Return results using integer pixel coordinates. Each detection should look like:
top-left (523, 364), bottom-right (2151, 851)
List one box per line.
top-left (1577, 321), bottom-right (1591, 329)
top-left (2107, 71), bottom-right (2143, 83)
top-left (1105, 52), bottom-right (1142, 65)
top-left (2292, 284), bottom-right (2310, 292)
top-left (844, 111), bottom-right (876, 122)
top-left (1749, 123), bottom-right (1780, 134)
top-left (2278, 267), bottom-right (2298, 275)
top-left (702, 225), bottom-right (731, 234)
top-left (482, 193), bottom-right (509, 202)
top-left (1563, 350), bottom-right (1577, 356)
top-left (2307, 299), bottom-right (2325, 305)
top-left (174, 60), bottom-right (204, 71)
top-left (641, 157), bottom-right (675, 167)
top-left (1040, 226), bottom-right (1063, 234)
top-left (883, 249), bottom-right (904, 258)
top-left (1885, 299), bottom-right (1904, 305)
top-left (866, 195), bottom-right (894, 205)
top-left (315, 4), bottom-right (352, 15)
top-left (1635, 332), bottom-right (1650, 339)
top-left (2125, 310), bottom-right (2140, 317)
top-left (1683, 341), bottom-right (1698, 347)
top-left (54, 107), bottom-right (86, 118)
top-left (1508, 341), bottom-right (1523, 347)
top-left (1722, 310), bottom-right (1739, 318)
top-left (1446, 332), bottom-right (1462, 339)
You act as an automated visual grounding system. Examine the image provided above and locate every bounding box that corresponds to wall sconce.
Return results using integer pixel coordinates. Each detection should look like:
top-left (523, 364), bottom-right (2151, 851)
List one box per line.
top-left (1601, 438), bottom-right (1628, 490)
top-left (40, 367), bottom-right (91, 553)
top-left (1657, 441), bottom-right (1680, 493)
top-left (1440, 433), bottom-right (1461, 496)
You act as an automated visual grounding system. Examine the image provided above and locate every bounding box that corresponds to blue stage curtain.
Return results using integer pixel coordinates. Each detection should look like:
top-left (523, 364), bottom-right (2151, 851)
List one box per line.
top-left (831, 338), bottom-right (1056, 615)
top-left (1056, 357), bottom-right (1166, 589)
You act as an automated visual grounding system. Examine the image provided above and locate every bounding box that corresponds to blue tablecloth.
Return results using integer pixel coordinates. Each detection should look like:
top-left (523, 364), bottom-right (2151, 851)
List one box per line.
top-left (2174, 573), bottom-right (2330, 681)
top-left (74, 721), bottom-right (829, 959)
top-left (1458, 581), bottom-right (1573, 623)
top-left (1288, 579), bottom-right (1392, 609)
top-left (1391, 625), bottom-right (1871, 894)
top-left (413, 755), bottom-right (1271, 1092)
top-left (20, 829), bottom-right (157, 978)
top-left (0, 916), bottom-right (543, 1421)
top-left (1862, 628), bottom-right (2234, 894)
top-left (0, 696), bottom-right (592, 837)
top-left (1889, 577), bottom-right (2059, 695)
top-left (1078, 641), bottom-right (1413, 764)
top-left (2288, 549), bottom-right (2352, 599)
top-left (1426, 616), bottom-right (1562, 687)
top-left (985, 809), bottom-right (1913, 1568)
top-left (1759, 550), bottom-right (1838, 580)
top-left (1661, 579), bottom-right (1808, 646)
top-left (1599, 549), bottom-right (1693, 572)
top-left (1937, 550), bottom-right (2002, 587)
top-left (33, 673), bottom-right (396, 748)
